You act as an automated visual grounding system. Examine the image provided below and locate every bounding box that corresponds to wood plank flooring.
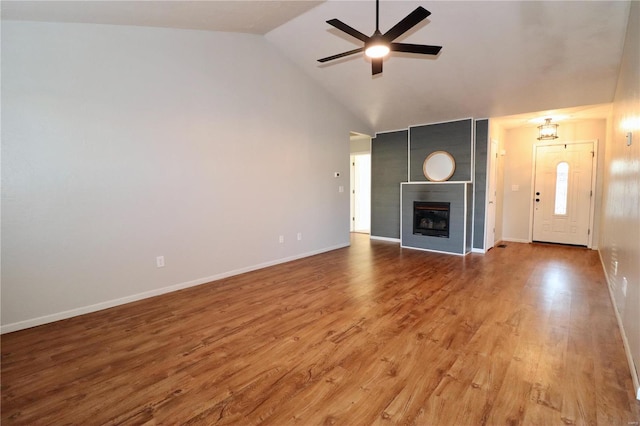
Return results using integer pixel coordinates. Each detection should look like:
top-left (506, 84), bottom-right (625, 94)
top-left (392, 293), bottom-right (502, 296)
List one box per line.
top-left (2, 234), bottom-right (639, 425)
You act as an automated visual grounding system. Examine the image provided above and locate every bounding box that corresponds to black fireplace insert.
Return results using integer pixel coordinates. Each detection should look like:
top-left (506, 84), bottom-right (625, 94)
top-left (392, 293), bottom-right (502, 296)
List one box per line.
top-left (413, 201), bottom-right (450, 238)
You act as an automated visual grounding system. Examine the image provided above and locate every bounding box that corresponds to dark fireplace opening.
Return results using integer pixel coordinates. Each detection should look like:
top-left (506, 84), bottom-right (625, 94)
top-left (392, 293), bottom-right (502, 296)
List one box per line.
top-left (413, 201), bottom-right (450, 238)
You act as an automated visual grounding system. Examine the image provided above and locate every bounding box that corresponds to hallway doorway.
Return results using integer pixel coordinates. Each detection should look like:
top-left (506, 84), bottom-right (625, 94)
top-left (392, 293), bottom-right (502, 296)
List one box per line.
top-left (350, 153), bottom-right (371, 233)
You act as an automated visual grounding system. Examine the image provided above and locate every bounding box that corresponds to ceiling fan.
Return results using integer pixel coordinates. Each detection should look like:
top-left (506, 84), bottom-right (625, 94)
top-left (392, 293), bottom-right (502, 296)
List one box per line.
top-left (318, 0), bottom-right (442, 76)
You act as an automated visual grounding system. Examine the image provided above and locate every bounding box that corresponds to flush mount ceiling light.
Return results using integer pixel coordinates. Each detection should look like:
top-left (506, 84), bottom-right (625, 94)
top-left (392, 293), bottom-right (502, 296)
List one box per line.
top-left (537, 118), bottom-right (559, 140)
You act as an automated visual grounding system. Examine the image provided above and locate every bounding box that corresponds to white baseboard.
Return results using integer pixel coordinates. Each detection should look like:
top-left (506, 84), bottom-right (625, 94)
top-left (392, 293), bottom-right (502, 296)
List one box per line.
top-left (400, 244), bottom-right (467, 256)
top-left (471, 248), bottom-right (486, 254)
top-left (1, 243), bottom-right (350, 334)
top-left (500, 237), bottom-right (530, 244)
top-left (369, 235), bottom-right (401, 243)
top-left (598, 249), bottom-right (640, 400)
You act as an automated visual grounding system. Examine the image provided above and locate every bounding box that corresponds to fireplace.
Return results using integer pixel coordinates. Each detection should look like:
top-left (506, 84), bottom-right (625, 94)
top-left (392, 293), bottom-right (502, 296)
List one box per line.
top-left (413, 201), bottom-right (450, 238)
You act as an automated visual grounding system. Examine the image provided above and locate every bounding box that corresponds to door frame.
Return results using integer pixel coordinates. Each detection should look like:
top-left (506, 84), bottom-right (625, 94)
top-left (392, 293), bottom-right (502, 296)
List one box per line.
top-left (485, 139), bottom-right (499, 250)
top-left (528, 139), bottom-right (598, 247)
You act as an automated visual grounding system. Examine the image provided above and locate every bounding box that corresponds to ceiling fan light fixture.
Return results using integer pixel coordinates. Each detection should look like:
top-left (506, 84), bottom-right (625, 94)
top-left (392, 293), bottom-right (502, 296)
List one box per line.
top-left (537, 118), bottom-right (559, 140)
top-left (365, 43), bottom-right (390, 58)
top-left (365, 31), bottom-right (390, 58)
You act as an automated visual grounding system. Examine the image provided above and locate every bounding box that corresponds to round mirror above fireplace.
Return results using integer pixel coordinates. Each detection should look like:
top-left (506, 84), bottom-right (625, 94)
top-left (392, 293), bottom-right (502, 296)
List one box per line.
top-left (423, 151), bottom-right (456, 181)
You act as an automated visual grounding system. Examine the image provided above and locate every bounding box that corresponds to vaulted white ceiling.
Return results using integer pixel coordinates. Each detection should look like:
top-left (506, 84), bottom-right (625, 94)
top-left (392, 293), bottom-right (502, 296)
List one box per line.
top-left (1, 1), bottom-right (324, 34)
top-left (2, 0), bottom-right (631, 132)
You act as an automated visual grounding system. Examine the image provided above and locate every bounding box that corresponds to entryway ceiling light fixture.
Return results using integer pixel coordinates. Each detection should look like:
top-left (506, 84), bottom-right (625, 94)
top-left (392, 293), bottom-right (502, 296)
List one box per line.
top-left (537, 118), bottom-right (559, 140)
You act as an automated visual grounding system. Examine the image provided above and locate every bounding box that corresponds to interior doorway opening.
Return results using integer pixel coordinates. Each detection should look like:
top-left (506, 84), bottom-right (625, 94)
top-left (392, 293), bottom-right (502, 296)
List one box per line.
top-left (350, 133), bottom-right (372, 234)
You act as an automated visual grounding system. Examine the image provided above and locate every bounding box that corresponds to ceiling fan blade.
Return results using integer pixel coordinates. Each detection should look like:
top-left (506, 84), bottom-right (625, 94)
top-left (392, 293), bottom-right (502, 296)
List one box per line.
top-left (383, 7), bottom-right (431, 42)
top-left (372, 58), bottom-right (383, 75)
top-left (318, 47), bottom-right (365, 63)
top-left (390, 43), bottom-right (442, 55)
top-left (326, 19), bottom-right (369, 42)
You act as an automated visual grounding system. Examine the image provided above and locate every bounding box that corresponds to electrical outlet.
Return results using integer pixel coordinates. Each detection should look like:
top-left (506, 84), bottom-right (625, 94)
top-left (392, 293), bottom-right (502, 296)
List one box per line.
top-left (156, 256), bottom-right (165, 268)
top-left (339, 185), bottom-right (344, 193)
top-left (279, 235), bottom-right (284, 244)
top-left (297, 232), bottom-right (302, 241)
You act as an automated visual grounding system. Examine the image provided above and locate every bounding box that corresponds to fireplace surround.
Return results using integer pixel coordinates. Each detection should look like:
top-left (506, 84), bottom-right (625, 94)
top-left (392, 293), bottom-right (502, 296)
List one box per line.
top-left (401, 183), bottom-right (472, 255)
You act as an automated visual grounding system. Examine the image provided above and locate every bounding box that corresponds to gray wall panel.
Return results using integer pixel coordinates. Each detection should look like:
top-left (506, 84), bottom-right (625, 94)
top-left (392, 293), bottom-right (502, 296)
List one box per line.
top-left (371, 130), bottom-right (408, 239)
top-left (473, 119), bottom-right (488, 250)
top-left (409, 119), bottom-right (473, 182)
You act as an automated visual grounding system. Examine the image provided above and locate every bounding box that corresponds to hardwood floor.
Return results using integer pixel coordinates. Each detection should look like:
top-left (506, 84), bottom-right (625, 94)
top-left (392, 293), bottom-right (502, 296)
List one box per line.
top-left (2, 234), bottom-right (639, 425)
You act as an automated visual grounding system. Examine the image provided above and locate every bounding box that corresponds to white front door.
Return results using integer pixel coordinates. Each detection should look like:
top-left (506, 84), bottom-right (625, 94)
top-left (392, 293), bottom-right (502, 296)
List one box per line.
top-left (532, 142), bottom-right (594, 246)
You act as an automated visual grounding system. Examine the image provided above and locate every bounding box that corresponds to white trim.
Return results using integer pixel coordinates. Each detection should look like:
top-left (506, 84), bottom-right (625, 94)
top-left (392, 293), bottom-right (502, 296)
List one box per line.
top-left (407, 128), bottom-right (411, 182)
top-left (369, 235), bottom-right (401, 243)
top-left (471, 248), bottom-right (486, 253)
top-left (0, 243), bottom-right (350, 334)
top-left (470, 120), bottom-right (476, 185)
top-left (375, 127), bottom-right (410, 135)
top-left (400, 244), bottom-right (468, 256)
top-left (350, 154), bottom-right (355, 232)
top-left (598, 250), bottom-right (640, 400)
top-left (501, 237), bottom-right (530, 244)
top-left (401, 180), bottom-right (472, 185)
top-left (400, 181), bottom-right (404, 245)
top-left (463, 182), bottom-right (469, 254)
top-left (528, 144), bottom-right (537, 243)
top-left (587, 140), bottom-right (598, 248)
top-left (470, 123), bottom-right (476, 251)
top-left (485, 138), bottom-right (499, 251)
top-left (407, 116), bottom-right (475, 129)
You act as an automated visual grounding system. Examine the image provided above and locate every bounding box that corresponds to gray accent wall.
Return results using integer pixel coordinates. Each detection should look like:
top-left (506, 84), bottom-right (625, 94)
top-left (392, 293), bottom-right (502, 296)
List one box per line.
top-left (371, 118), bottom-right (489, 255)
top-left (473, 119), bottom-right (489, 250)
top-left (409, 119), bottom-right (473, 182)
top-left (371, 130), bottom-right (408, 239)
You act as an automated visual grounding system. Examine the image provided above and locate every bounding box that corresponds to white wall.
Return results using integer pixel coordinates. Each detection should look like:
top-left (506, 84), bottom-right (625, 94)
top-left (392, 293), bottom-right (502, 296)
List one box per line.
top-left (599, 0), bottom-right (640, 398)
top-left (1, 21), bottom-right (372, 331)
top-left (501, 120), bottom-right (606, 244)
